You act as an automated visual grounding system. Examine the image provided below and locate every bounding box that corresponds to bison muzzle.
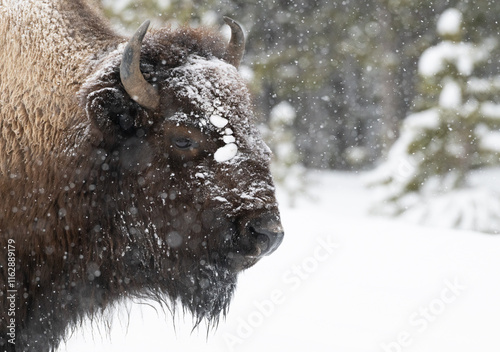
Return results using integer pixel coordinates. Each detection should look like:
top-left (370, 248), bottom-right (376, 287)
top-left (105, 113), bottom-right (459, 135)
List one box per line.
top-left (0, 1), bottom-right (284, 351)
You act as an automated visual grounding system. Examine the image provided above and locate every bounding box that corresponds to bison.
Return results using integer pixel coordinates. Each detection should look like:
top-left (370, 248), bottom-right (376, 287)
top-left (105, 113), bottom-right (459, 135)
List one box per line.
top-left (0, 0), bottom-right (284, 351)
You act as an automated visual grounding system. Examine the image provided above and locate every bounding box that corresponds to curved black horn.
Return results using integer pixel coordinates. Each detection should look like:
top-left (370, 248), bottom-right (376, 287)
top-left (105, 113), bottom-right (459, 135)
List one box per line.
top-left (223, 17), bottom-right (245, 68)
top-left (120, 20), bottom-right (160, 110)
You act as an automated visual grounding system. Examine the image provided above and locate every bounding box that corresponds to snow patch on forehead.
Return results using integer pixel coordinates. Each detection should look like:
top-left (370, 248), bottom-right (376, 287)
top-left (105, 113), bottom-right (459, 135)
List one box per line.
top-left (214, 143), bottom-right (238, 162)
top-left (210, 114), bottom-right (228, 128)
top-left (169, 55), bottom-right (251, 163)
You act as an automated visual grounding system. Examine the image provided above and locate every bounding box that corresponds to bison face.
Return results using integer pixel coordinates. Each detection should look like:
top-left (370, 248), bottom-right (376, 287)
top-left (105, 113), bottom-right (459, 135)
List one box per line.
top-left (79, 20), bottom-right (283, 324)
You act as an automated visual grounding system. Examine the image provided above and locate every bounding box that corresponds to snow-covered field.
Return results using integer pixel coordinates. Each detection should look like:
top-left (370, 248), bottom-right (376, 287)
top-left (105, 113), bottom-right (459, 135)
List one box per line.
top-left (59, 170), bottom-right (500, 352)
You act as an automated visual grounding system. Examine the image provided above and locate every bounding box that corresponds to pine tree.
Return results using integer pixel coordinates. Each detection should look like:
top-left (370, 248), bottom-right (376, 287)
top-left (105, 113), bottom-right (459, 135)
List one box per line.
top-left (367, 8), bottom-right (500, 233)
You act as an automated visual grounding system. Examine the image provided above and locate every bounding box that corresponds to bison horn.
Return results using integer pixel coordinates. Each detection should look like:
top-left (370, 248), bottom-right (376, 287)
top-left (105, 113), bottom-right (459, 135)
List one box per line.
top-left (120, 20), bottom-right (160, 110)
top-left (223, 17), bottom-right (245, 68)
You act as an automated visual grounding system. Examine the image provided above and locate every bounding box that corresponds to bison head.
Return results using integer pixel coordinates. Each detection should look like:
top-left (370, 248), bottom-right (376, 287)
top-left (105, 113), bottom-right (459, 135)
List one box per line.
top-left (77, 18), bottom-right (283, 325)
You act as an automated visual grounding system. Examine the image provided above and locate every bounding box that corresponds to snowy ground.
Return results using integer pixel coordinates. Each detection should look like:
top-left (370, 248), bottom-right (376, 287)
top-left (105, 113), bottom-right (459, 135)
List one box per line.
top-left (59, 170), bottom-right (500, 352)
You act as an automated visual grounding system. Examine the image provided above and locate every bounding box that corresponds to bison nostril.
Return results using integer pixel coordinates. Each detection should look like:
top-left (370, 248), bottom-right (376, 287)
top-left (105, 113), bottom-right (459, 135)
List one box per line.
top-left (246, 216), bottom-right (284, 257)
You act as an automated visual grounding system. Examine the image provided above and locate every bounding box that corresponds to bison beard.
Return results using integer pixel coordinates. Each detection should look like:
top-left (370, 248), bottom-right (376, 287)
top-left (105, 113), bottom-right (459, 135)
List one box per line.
top-left (176, 260), bottom-right (237, 325)
top-left (0, 1), bottom-right (284, 351)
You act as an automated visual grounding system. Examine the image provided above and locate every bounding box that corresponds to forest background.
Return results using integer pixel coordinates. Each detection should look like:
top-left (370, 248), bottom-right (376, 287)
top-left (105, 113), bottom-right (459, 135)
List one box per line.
top-left (101, 0), bottom-right (499, 170)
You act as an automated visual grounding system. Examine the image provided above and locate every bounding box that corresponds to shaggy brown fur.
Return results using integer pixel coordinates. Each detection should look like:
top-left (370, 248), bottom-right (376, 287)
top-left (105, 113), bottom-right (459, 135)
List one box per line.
top-left (0, 1), bottom-right (283, 351)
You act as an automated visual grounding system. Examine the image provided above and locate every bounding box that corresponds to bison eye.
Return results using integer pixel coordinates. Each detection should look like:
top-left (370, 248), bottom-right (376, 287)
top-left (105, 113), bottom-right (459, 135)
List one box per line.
top-left (173, 137), bottom-right (197, 150)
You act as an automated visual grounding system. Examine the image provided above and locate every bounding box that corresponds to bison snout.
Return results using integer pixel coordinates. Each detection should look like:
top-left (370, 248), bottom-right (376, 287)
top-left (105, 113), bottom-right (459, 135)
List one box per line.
top-left (245, 214), bottom-right (284, 258)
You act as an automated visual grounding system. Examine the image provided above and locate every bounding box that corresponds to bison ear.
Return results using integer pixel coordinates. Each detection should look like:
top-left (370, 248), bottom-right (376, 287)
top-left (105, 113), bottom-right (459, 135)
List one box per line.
top-left (85, 87), bottom-right (138, 133)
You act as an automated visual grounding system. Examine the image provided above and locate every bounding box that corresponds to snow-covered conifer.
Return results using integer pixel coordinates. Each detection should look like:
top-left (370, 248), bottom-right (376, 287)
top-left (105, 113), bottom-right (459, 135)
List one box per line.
top-left (367, 8), bottom-right (500, 233)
